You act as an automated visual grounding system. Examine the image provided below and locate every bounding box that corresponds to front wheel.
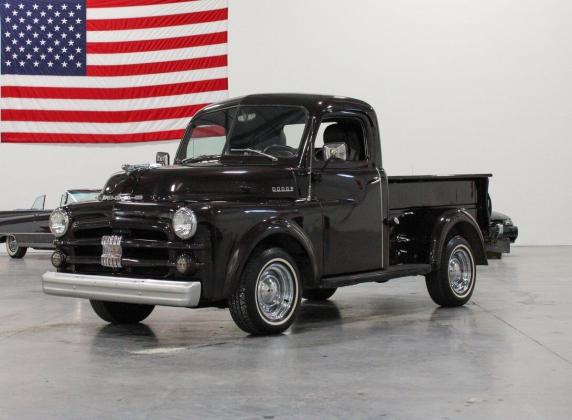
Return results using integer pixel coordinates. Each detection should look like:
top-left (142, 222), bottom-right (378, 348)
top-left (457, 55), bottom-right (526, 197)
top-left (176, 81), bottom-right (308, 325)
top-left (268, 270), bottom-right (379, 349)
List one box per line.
top-left (6, 235), bottom-right (27, 259)
top-left (228, 247), bottom-right (302, 335)
top-left (425, 236), bottom-right (476, 307)
top-left (90, 300), bottom-right (154, 324)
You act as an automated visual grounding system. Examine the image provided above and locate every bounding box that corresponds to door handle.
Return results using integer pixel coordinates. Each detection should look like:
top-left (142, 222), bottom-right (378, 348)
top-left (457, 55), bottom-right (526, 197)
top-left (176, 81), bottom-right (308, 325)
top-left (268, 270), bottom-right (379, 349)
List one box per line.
top-left (367, 176), bottom-right (380, 185)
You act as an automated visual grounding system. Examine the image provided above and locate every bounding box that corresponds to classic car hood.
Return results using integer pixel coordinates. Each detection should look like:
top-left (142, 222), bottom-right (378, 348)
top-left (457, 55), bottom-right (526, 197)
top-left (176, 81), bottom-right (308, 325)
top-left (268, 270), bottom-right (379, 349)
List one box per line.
top-left (101, 162), bottom-right (300, 202)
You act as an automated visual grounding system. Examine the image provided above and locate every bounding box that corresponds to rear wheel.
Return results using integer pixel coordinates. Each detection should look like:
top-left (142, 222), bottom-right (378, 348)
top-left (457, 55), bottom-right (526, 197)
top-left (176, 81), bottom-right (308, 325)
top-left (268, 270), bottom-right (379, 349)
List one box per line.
top-left (426, 235), bottom-right (476, 307)
top-left (303, 288), bottom-right (337, 301)
top-left (90, 300), bottom-right (154, 324)
top-left (228, 247), bottom-right (302, 335)
top-left (6, 235), bottom-right (27, 259)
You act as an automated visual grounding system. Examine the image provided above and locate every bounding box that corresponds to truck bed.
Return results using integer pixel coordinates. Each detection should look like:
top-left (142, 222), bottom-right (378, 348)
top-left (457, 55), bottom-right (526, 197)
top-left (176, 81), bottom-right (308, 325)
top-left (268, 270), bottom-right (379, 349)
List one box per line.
top-left (387, 174), bottom-right (491, 265)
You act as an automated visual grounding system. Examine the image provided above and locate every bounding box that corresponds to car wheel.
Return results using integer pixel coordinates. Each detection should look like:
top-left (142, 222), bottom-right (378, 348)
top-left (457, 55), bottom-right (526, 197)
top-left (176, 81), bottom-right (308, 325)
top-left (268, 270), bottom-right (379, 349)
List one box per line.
top-left (228, 247), bottom-right (302, 335)
top-left (303, 288), bottom-right (337, 301)
top-left (6, 235), bottom-right (27, 259)
top-left (425, 235), bottom-right (476, 307)
top-left (90, 300), bottom-right (155, 324)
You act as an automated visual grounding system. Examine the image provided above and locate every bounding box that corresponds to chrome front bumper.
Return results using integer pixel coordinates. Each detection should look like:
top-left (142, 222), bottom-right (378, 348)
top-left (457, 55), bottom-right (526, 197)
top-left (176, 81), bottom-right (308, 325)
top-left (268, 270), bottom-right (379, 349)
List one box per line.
top-left (42, 271), bottom-right (201, 307)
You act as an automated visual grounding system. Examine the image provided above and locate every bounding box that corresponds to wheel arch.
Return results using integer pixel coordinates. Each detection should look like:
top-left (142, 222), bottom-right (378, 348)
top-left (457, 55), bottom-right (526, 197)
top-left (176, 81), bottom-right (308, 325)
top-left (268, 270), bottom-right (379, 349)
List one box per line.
top-left (224, 218), bottom-right (319, 297)
top-left (430, 209), bottom-right (487, 268)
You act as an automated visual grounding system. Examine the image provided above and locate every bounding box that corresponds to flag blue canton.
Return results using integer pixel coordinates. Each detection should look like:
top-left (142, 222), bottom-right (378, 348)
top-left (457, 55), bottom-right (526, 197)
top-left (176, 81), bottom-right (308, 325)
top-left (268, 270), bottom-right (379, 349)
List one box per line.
top-left (1, 0), bottom-right (86, 76)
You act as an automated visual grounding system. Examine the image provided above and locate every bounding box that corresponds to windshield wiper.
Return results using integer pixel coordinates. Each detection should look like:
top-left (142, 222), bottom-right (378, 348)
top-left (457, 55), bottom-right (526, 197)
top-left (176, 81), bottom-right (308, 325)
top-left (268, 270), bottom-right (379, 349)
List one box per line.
top-left (180, 154), bottom-right (220, 164)
top-left (229, 148), bottom-right (278, 161)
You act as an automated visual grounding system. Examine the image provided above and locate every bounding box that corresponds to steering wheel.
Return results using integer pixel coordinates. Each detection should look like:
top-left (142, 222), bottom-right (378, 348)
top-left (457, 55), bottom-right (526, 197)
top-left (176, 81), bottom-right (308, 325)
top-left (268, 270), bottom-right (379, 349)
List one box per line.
top-left (263, 144), bottom-right (297, 158)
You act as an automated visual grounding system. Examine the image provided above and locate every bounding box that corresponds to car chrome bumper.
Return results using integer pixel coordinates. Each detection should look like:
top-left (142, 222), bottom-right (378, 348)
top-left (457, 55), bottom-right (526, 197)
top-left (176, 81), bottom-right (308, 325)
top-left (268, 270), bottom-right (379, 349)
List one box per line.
top-left (42, 271), bottom-right (201, 307)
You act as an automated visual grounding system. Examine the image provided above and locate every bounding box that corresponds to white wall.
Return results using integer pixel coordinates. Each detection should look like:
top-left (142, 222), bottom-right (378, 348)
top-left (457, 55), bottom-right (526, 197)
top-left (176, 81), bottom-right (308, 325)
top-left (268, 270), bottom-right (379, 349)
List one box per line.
top-left (1, 0), bottom-right (571, 244)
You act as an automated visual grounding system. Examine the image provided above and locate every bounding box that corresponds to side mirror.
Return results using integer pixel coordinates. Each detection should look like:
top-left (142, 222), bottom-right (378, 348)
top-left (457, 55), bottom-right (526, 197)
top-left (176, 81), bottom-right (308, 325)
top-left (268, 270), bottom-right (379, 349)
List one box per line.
top-left (156, 152), bottom-right (170, 166)
top-left (323, 142), bottom-right (347, 161)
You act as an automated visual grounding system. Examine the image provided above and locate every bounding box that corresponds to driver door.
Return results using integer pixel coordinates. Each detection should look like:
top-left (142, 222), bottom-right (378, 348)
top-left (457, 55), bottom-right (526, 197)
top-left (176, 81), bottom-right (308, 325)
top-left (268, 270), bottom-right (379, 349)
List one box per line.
top-left (311, 115), bottom-right (384, 276)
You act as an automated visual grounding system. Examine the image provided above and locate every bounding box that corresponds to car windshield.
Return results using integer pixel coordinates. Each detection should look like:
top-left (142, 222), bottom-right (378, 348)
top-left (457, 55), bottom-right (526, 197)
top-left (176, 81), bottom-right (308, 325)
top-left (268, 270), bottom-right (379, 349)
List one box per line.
top-left (176, 105), bottom-right (308, 163)
top-left (69, 191), bottom-right (100, 203)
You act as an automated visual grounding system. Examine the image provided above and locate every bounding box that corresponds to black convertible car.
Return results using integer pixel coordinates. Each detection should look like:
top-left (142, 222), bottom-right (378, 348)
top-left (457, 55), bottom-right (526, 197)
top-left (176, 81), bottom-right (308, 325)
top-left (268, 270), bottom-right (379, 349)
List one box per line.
top-left (0, 189), bottom-right (100, 258)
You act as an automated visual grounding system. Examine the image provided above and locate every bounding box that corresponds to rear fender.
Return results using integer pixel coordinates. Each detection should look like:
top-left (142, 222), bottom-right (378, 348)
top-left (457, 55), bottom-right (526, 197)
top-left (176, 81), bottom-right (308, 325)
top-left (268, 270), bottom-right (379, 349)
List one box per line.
top-left (430, 209), bottom-right (487, 268)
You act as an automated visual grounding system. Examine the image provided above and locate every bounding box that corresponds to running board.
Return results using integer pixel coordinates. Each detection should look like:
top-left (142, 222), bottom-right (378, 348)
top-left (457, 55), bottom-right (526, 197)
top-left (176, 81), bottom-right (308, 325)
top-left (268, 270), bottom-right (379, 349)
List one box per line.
top-left (321, 264), bottom-right (432, 288)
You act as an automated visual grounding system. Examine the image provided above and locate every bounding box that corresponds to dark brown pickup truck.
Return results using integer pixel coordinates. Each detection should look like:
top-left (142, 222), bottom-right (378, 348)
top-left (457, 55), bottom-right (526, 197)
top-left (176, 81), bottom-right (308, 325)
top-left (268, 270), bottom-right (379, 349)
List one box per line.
top-left (42, 94), bottom-right (491, 335)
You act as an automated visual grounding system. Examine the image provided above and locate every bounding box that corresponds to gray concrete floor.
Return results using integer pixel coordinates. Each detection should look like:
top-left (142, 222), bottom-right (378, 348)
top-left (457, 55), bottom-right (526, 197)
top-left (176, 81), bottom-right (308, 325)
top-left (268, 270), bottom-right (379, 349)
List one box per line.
top-left (0, 247), bottom-right (571, 419)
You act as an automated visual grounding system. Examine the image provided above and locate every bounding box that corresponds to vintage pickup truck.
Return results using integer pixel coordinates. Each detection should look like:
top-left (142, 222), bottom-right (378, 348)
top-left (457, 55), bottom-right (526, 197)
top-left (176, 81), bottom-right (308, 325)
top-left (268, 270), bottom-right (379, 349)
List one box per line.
top-left (42, 94), bottom-right (491, 335)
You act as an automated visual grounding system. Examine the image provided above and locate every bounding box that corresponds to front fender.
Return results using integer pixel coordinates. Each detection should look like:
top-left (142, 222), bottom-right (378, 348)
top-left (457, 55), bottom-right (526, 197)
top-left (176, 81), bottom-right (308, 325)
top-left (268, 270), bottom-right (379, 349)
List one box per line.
top-left (223, 218), bottom-right (319, 297)
top-left (430, 209), bottom-right (487, 268)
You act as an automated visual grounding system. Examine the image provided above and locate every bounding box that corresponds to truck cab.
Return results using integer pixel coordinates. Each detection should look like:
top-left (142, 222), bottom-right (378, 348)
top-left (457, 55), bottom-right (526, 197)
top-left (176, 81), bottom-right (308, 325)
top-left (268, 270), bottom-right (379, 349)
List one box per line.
top-left (42, 94), bottom-right (490, 335)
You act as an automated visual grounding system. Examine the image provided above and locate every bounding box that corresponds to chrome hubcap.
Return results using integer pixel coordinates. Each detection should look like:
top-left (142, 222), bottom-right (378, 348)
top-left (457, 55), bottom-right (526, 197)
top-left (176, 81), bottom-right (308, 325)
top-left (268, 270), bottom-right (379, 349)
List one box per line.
top-left (448, 246), bottom-right (473, 297)
top-left (256, 259), bottom-right (296, 324)
top-left (7, 236), bottom-right (18, 254)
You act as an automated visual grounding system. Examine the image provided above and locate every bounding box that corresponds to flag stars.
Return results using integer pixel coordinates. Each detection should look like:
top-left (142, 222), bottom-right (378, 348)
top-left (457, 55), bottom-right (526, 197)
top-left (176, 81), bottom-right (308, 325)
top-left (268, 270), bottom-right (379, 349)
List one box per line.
top-left (47, 4), bottom-right (53, 10)
top-left (40, 25), bottom-right (46, 31)
top-left (33, 61), bottom-right (39, 67)
top-left (4, 2), bottom-right (9, 8)
top-left (18, 3), bottom-right (23, 9)
top-left (18, 16), bottom-right (23, 23)
top-left (62, 3), bottom-right (68, 10)
top-left (75, 61), bottom-right (81, 68)
top-left (32, 32), bottom-right (39, 38)
top-left (40, 10), bottom-right (45, 17)
top-left (5, 16), bottom-right (10, 22)
top-left (19, 60), bottom-right (25, 66)
top-left (32, 3), bottom-right (39, 10)
top-left (5, 45), bottom-right (11, 52)
top-left (4, 31), bottom-right (10, 37)
top-left (40, 54), bottom-right (46, 60)
top-left (68, 11), bottom-right (74, 17)
top-left (68, 39), bottom-right (74, 46)
top-left (47, 61), bottom-right (53, 67)
top-left (61, 46), bottom-right (67, 53)
top-left (5, 60), bottom-right (11, 66)
top-left (33, 17), bottom-right (39, 23)
top-left (54, 11), bottom-right (60, 17)
top-left (68, 25), bottom-right (74, 31)
top-left (11, 52), bottom-right (17, 58)
top-left (75, 4), bottom-right (81, 10)
top-left (25, 38), bottom-right (32, 45)
top-left (11, 9), bottom-right (17, 16)
top-left (61, 17), bottom-right (67, 24)
top-left (18, 45), bottom-right (24, 52)
top-left (25, 24), bottom-right (31, 30)
top-left (39, 39), bottom-right (46, 45)
top-left (25, 53), bottom-right (31, 59)
top-left (33, 46), bottom-right (39, 52)
top-left (61, 32), bottom-right (67, 39)
top-left (61, 61), bottom-right (67, 67)
top-left (25, 10), bottom-right (31, 16)
top-left (75, 18), bottom-right (81, 24)
top-left (11, 23), bottom-right (17, 29)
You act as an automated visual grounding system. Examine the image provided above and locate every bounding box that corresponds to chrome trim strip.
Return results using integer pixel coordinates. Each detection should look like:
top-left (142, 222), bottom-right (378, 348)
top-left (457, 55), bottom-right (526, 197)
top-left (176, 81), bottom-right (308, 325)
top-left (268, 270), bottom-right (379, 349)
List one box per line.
top-left (42, 271), bottom-right (201, 307)
top-left (376, 167), bottom-right (384, 268)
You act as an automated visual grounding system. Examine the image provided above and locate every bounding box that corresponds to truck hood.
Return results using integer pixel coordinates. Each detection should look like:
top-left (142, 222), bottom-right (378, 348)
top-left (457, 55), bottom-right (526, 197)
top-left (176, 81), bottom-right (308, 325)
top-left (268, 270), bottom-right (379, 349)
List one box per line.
top-left (101, 162), bottom-right (300, 202)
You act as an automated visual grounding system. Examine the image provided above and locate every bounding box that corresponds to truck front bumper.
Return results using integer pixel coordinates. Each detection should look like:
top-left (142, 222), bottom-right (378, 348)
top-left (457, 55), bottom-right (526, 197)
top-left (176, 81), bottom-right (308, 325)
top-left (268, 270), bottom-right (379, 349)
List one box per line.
top-left (42, 271), bottom-right (201, 307)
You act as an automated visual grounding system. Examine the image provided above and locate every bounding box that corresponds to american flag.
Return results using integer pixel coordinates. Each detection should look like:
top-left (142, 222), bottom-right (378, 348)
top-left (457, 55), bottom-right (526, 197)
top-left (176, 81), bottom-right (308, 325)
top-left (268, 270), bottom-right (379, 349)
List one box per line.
top-left (0, 0), bottom-right (228, 143)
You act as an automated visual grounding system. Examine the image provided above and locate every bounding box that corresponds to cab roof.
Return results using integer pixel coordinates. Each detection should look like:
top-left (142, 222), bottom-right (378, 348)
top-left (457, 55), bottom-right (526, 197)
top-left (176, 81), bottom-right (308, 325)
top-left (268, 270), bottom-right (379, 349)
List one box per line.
top-left (199, 93), bottom-right (375, 116)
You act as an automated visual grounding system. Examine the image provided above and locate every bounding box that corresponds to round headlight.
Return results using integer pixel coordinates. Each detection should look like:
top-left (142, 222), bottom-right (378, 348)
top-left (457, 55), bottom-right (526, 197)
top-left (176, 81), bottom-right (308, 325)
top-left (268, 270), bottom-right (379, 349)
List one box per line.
top-left (172, 207), bottom-right (197, 239)
top-left (49, 208), bottom-right (69, 238)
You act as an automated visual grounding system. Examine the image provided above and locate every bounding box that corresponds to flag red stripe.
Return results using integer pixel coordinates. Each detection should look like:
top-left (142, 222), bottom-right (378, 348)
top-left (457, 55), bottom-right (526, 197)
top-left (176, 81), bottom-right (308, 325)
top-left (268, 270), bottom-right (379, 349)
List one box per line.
top-left (87, 8), bottom-right (227, 31)
top-left (87, 0), bottom-right (199, 8)
top-left (2, 104), bottom-right (206, 123)
top-left (87, 32), bottom-right (227, 54)
top-left (2, 78), bottom-right (228, 100)
top-left (1, 130), bottom-right (185, 144)
top-left (86, 54), bottom-right (227, 76)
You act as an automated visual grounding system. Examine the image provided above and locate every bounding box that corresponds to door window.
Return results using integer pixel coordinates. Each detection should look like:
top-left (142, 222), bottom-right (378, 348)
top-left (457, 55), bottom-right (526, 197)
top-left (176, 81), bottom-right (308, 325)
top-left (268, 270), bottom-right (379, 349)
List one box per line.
top-left (314, 117), bottom-right (367, 164)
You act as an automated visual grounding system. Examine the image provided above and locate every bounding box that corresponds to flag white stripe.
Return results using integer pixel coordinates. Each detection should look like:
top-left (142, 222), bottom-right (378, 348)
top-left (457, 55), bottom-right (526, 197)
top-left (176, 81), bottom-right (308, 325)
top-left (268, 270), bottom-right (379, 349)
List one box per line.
top-left (2, 118), bottom-right (192, 134)
top-left (88, 21), bottom-right (224, 43)
top-left (1, 67), bottom-right (227, 88)
top-left (1, 90), bottom-right (228, 111)
top-left (86, 43), bottom-right (227, 65)
top-left (87, 0), bottom-right (227, 20)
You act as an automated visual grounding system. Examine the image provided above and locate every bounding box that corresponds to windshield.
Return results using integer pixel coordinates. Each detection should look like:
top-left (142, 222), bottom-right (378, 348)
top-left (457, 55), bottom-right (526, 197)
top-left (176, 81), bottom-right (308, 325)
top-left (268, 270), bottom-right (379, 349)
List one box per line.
top-left (68, 191), bottom-right (100, 203)
top-left (176, 105), bottom-right (308, 163)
